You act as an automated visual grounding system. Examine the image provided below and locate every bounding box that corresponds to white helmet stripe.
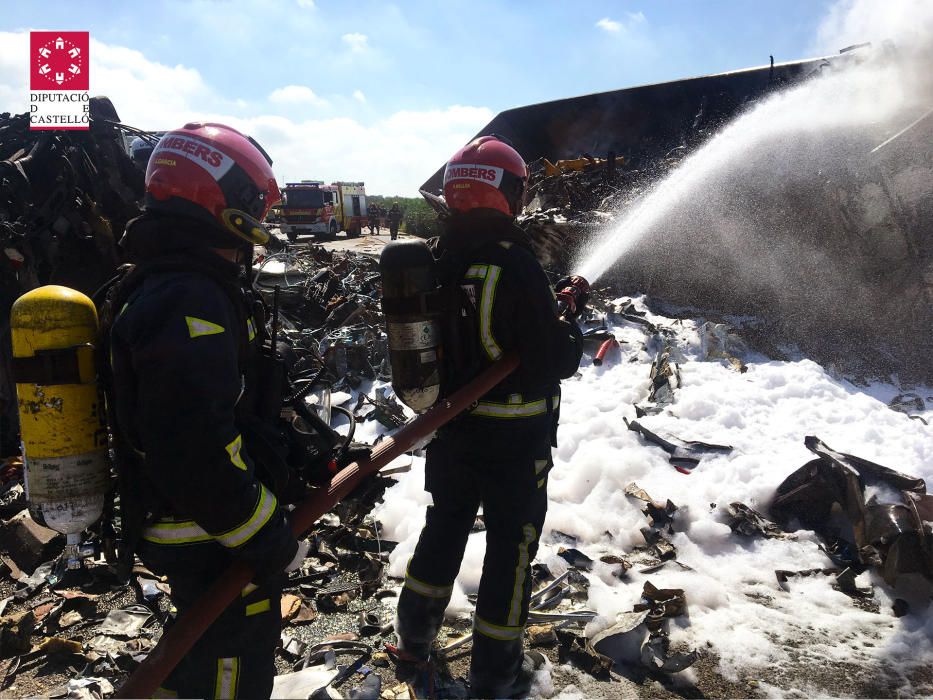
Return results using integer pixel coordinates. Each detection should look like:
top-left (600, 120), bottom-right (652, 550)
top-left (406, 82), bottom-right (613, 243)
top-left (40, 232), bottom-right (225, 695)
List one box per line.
top-left (443, 163), bottom-right (504, 188)
top-left (152, 134), bottom-right (235, 181)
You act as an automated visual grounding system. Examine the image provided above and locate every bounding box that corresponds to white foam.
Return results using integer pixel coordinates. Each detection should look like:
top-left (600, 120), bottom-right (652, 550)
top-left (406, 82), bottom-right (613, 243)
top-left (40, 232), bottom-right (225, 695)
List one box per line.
top-left (373, 304), bottom-right (933, 693)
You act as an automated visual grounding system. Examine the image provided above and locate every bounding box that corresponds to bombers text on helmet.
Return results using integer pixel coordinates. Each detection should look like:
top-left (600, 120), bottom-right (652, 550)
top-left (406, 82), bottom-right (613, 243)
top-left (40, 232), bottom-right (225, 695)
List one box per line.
top-left (443, 135), bottom-right (528, 217)
top-left (145, 122), bottom-right (281, 247)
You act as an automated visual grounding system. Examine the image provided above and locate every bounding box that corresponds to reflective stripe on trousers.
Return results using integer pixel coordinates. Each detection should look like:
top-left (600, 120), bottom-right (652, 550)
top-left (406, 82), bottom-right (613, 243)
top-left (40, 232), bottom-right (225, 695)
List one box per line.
top-left (506, 524), bottom-right (537, 626)
top-left (142, 484), bottom-right (276, 548)
top-left (471, 394), bottom-right (560, 419)
top-left (404, 558), bottom-right (454, 599)
top-left (474, 615), bottom-right (523, 641)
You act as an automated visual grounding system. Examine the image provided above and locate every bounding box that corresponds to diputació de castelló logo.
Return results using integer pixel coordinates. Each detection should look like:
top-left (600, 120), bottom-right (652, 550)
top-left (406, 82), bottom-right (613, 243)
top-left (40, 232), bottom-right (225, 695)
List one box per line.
top-left (29, 31), bottom-right (90, 130)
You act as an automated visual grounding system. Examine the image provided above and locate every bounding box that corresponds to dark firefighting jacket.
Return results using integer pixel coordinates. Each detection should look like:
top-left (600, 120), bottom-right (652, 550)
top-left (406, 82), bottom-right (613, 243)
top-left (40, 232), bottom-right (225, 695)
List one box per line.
top-left (434, 213), bottom-right (583, 425)
top-left (107, 214), bottom-right (297, 574)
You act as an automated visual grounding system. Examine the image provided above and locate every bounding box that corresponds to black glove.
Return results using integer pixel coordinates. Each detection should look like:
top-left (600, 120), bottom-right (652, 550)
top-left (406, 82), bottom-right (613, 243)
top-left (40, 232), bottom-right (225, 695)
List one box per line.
top-left (555, 318), bottom-right (584, 380)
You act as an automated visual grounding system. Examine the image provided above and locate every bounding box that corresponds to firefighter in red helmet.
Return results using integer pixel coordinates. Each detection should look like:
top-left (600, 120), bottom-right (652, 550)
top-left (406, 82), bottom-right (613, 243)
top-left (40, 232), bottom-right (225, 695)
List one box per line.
top-left (393, 136), bottom-right (584, 697)
top-left (104, 123), bottom-right (306, 699)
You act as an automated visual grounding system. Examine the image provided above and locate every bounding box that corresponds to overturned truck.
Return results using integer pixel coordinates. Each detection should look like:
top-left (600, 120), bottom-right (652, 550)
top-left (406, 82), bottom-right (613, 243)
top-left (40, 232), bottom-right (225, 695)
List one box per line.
top-left (423, 48), bottom-right (932, 380)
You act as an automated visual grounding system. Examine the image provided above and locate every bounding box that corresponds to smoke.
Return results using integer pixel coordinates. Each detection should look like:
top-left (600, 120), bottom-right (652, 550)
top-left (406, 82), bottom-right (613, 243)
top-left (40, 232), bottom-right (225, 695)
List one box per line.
top-left (572, 0), bottom-right (933, 371)
top-left (812, 0), bottom-right (933, 55)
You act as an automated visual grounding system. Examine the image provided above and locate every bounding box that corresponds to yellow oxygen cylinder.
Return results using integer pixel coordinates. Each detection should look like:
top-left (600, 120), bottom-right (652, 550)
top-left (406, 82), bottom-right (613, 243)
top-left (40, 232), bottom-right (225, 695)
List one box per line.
top-left (10, 285), bottom-right (109, 550)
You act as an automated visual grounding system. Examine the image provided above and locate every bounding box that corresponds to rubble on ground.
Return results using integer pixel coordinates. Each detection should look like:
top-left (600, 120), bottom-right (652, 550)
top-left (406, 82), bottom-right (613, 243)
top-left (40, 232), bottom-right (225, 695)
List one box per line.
top-left (0, 96), bottom-right (929, 698)
top-left (771, 435), bottom-right (933, 587)
top-left (0, 472), bottom-right (408, 697)
top-left (585, 580), bottom-right (698, 678)
top-left (624, 417), bottom-right (733, 474)
top-left (625, 483), bottom-right (677, 532)
top-left (725, 502), bottom-right (791, 540)
top-left (0, 252), bottom-right (926, 697)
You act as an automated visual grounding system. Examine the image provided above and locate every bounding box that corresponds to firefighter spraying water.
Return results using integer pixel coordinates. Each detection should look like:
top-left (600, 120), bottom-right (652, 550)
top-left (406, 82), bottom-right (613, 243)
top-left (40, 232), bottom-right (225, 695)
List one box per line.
top-left (383, 135), bottom-right (585, 698)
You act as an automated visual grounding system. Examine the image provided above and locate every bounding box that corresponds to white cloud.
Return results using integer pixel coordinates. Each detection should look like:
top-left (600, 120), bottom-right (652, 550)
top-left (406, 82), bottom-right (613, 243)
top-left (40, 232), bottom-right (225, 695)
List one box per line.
top-left (89, 40), bottom-right (212, 125)
top-left (596, 17), bottom-right (622, 33)
top-left (0, 33), bottom-right (214, 126)
top-left (0, 31), bottom-right (490, 196)
top-left (296, 0), bottom-right (315, 7)
top-left (0, 31), bottom-right (27, 110)
top-left (268, 84), bottom-right (329, 107)
top-left (596, 12), bottom-right (646, 34)
top-left (352, 89), bottom-right (366, 103)
top-left (342, 33), bottom-right (369, 53)
top-left (247, 104), bottom-right (493, 196)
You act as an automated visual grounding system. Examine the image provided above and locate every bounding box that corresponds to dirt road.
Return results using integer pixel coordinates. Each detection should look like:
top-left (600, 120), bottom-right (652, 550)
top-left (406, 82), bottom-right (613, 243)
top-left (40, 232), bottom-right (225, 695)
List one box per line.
top-left (270, 227), bottom-right (415, 258)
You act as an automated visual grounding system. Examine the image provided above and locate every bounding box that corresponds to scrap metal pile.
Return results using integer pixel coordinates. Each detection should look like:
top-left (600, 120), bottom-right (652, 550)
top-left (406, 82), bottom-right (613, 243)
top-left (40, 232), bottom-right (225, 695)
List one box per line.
top-left (0, 247), bottom-right (929, 696)
top-left (0, 98), bottom-right (143, 299)
top-left (253, 245), bottom-right (390, 395)
top-left (517, 154), bottom-right (646, 271)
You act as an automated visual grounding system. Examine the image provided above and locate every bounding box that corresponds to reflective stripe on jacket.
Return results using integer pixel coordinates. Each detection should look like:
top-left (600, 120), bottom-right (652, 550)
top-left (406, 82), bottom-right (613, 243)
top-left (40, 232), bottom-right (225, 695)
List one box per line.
top-left (436, 225), bottom-right (582, 422)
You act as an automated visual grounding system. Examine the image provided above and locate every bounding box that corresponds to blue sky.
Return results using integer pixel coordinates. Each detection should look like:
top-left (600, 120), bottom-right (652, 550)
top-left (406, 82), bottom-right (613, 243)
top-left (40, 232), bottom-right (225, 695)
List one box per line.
top-left (0, 0), bottom-right (849, 194)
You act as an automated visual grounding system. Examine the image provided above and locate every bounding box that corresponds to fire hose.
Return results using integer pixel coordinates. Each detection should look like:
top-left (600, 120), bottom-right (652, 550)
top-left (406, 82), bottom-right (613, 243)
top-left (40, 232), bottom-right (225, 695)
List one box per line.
top-left (116, 351), bottom-right (520, 699)
top-left (593, 337), bottom-right (620, 366)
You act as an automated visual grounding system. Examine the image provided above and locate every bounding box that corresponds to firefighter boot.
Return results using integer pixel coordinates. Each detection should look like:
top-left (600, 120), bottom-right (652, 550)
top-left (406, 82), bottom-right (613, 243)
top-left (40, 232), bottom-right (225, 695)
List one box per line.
top-left (385, 642), bottom-right (439, 695)
top-left (395, 586), bottom-right (448, 661)
top-left (469, 637), bottom-right (546, 699)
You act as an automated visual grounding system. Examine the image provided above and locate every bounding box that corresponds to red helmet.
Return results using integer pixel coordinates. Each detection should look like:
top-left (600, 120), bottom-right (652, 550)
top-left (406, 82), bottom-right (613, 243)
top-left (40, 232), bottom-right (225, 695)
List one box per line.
top-left (443, 135), bottom-right (528, 217)
top-left (145, 122), bottom-right (281, 247)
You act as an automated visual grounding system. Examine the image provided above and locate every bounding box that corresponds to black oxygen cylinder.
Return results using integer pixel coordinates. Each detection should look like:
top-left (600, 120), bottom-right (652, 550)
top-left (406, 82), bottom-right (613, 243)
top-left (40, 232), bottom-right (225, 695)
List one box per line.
top-left (379, 241), bottom-right (442, 413)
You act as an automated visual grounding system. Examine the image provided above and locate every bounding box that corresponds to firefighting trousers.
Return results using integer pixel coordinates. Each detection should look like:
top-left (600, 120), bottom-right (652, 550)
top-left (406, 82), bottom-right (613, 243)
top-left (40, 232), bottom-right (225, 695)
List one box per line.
top-left (140, 542), bottom-right (284, 700)
top-left (396, 417), bottom-right (552, 694)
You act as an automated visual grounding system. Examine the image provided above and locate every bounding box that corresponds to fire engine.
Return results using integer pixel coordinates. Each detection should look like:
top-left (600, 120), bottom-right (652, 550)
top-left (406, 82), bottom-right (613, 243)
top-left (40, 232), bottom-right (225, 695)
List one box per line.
top-left (279, 181), bottom-right (367, 241)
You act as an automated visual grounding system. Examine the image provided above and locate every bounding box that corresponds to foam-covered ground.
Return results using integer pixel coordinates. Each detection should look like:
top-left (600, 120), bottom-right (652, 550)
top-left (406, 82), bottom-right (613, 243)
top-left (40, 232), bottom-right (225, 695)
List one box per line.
top-left (358, 297), bottom-right (932, 696)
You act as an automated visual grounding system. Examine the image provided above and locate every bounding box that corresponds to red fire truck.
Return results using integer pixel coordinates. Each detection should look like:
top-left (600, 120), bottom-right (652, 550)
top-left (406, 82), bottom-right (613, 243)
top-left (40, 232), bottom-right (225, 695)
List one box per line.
top-left (279, 181), bottom-right (367, 242)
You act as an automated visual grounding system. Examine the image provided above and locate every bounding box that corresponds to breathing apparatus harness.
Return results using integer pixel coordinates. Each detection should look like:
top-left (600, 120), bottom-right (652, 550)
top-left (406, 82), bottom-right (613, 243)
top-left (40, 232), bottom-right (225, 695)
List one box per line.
top-left (94, 245), bottom-right (357, 577)
top-left (380, 219), bottom-right (576, 422)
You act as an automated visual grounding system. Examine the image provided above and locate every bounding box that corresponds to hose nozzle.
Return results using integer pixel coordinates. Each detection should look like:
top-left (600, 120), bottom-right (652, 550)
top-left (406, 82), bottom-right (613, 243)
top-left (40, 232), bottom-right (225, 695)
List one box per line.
top-left (555, 275), bottom-right (590, 319)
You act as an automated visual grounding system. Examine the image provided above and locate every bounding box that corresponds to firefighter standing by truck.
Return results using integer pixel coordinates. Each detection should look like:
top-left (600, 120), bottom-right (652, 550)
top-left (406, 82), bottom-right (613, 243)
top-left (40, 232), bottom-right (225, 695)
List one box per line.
top-left (392, 136), bottom-right (585, 698)
top-left (104, 123), bottom-right (307, 699)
